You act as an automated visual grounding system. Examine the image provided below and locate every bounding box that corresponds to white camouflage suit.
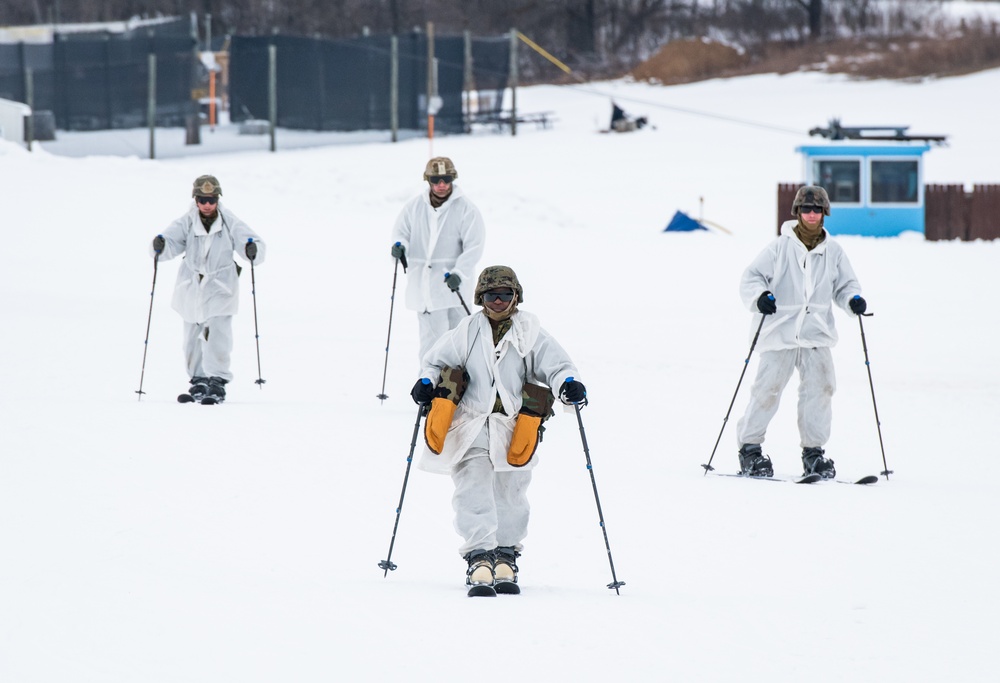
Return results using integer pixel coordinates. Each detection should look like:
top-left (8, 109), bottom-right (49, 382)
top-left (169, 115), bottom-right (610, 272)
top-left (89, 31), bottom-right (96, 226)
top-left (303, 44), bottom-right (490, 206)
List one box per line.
top-left (736, 220), bottom-right (862, 450)
top-left (391, 184), bottom-right (486, 361)
top-left (418, 309), bottom-right (579, 558)
top-left (151, 203), bottom-right (265, 382)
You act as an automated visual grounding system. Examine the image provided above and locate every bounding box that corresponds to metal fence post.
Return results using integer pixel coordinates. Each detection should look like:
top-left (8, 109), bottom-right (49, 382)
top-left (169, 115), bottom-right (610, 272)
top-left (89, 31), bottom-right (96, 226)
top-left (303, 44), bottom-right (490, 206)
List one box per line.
top-left (268, 42), bottom-right (277, 152)
top-left (147, 53), bottom-right (156, 159)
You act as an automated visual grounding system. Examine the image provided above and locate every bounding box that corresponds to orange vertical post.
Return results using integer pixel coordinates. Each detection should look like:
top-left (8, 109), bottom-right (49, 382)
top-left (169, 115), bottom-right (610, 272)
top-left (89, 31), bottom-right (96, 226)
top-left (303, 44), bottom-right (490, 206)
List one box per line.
top-left (209, 70), bottom-right (217, 131)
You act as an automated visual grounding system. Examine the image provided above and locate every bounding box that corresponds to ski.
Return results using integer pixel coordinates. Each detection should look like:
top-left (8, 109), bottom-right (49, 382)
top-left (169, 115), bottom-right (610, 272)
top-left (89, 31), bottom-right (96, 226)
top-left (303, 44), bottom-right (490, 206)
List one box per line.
top-left (494, 581), bottom-right (520, 595)
top-left (177, 393), bottom-right (196, 403)
top-left (467, 585), bottom-right (497, 597)
top-left (710, 472), bottom-right (822, 484)
top-left (833, 475), bottom-right (879, 485)
top-left (200, 396), bottom-right (222, 405)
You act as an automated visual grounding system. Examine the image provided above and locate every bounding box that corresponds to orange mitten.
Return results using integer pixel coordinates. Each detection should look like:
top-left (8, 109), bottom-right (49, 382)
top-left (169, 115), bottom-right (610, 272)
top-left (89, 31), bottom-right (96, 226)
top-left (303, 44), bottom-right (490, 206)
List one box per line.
top-left (424, 397), bottom-right (458, 454)
top-left (507, 414), bottom-right (542, 467)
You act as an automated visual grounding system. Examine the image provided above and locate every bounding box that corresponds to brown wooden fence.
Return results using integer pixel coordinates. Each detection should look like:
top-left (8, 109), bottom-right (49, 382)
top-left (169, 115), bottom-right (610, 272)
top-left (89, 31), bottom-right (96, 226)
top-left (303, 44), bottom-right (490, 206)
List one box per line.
top-left (777, 183), bottom-right (798, 233)
top-left (777, 183), bottom-right (1000, 240)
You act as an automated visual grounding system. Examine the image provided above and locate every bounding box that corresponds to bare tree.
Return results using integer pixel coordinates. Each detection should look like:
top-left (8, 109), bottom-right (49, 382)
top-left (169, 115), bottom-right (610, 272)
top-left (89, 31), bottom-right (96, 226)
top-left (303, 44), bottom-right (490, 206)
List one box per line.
top-left (792, 0), bottom-right (823, 39)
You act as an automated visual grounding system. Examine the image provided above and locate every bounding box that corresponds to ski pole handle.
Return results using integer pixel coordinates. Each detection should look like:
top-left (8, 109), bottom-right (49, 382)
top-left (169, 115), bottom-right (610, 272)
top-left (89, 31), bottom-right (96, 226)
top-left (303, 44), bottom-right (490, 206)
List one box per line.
top-left (394, 242), bottom-right (408, 271)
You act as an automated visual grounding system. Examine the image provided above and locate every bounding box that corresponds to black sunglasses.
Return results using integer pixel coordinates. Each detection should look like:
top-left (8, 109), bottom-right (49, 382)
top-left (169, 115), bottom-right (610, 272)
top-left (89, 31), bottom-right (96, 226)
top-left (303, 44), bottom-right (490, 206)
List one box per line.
top-left (799, 205), bottom-right (822, 214)
top-left (428, 175), bottom-right (454, 185)
top-left (196, 196), bottom-right (219, 205)
top-left (484, 290), bottom-right (515, 302)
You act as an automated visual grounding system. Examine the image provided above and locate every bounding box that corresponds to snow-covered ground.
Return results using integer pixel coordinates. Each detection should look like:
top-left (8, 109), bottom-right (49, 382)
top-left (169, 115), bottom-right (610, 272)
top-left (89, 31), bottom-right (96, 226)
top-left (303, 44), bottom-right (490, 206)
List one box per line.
top-left (2, 68), bottom-right (999, 682)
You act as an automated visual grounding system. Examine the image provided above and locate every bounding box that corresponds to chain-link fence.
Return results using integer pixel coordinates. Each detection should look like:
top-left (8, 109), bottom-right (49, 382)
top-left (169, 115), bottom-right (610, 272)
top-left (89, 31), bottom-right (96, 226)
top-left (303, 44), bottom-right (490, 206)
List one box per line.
top-left (229, 31), bottom-right (510, 134)
top-left (0, 18), bottom-right (196, 132)
top-left (1, 22), bottom-right (511, 136)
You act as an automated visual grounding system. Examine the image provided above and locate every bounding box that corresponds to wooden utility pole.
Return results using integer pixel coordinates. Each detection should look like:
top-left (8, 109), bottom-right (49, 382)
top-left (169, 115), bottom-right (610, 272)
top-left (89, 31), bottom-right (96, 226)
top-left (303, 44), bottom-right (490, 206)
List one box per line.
top-left (509, 29), bottom-right (518, 137)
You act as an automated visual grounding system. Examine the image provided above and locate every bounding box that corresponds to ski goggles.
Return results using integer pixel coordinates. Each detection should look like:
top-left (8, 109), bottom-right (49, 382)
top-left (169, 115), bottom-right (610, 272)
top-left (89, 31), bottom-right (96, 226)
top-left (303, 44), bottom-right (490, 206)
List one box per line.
top-left (483, 289), bottom-right (515, 302)
top-left (196, 195), bottom-right (219, 205)
top-left (799, 205), bottom-right (822, 214)
top-left (428, 175), bottom-right (454, 185)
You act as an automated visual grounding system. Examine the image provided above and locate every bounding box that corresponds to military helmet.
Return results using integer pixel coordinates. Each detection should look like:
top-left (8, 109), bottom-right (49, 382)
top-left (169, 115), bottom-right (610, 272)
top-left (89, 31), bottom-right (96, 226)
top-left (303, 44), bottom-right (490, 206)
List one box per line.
top-left (423, 157), bottom-right (458, 181)
top-left (192, 174), bottom-right (222, 197)
top-left (474, 265), bottom-right (523, 305)
top-left (790, 185), bottom-right (830, 217)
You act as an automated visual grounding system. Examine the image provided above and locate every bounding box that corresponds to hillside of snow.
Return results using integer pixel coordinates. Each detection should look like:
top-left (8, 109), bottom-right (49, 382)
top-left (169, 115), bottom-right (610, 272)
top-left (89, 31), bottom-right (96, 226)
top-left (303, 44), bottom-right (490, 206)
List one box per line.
top-left (2, 68), bottom-right (999, 682)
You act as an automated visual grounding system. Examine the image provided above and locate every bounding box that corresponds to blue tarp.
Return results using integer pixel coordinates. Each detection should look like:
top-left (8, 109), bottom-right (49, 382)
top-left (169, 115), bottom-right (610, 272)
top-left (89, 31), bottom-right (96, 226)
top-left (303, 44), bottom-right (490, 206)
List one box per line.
top-left (664, 210), bottom-right (707, 232)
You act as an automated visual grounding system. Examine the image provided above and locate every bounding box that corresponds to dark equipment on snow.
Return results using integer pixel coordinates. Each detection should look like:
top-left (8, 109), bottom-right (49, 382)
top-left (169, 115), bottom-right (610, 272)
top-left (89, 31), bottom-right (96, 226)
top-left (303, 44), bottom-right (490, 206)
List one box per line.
top-left (572, 399), bottom-right (626, 594)
top-left (377, 247), bottom-right (407, 402)
top-left (248, 239), bottom-right (266, 388)
top-left (702, 314), bottom-right (768, 474)
top-left (135, 250), bottom-right (160, 400)
top-left (610, 102), bottom-right (648, 133)
top-left (808, 118), bottom-right (946, 145)
top-left (379, 404), bottom-right (427, 576)
top-left (857, 306), bottom-right (892, 480)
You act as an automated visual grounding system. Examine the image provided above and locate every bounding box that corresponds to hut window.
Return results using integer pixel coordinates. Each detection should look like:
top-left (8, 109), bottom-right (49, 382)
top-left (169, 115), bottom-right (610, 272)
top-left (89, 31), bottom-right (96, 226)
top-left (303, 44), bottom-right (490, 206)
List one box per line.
top-left (871, 160), bottom-right (919, 203)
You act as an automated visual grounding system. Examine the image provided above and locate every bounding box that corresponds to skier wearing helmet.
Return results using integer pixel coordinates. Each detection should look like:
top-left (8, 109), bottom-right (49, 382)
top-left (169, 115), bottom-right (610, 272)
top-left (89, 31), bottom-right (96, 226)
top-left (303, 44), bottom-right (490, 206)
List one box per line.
top-left (390, 157), bottom-right (486, 362)
top-left (149, 175), bottom-right (265, 404)
top-left (735, 185), bottom-right (867, 480)
top-left (409, 266), bottom-right (586, 595)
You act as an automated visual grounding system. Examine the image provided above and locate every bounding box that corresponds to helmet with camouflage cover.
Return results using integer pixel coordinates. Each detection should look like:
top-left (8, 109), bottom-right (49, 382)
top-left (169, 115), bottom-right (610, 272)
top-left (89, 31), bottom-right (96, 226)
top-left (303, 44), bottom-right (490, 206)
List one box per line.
top-left (192, 174), bottom-right (222, 198)
top-left (423, 157), bottom-right (458, 181)
top-left (474, 265), bottom-right (523, 305)
top-left (790, 185), bottom-right (830, 217)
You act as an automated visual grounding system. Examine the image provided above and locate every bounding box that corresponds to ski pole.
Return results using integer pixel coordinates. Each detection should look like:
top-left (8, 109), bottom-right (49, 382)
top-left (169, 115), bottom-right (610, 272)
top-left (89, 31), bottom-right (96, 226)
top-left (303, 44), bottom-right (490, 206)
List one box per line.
top-left (702, 313), bottom-right (767, 474)
top-left (572, 398), bottom-right (626, 595)
top-left (247, 238), bottom-right (266, 388)
top-left (446, 272), bottom-right (471, 314)
top-left (377, 248), bottom-right (406, 402)
top-left (858, 309), bottom-right (892, 480)
top-left (135, 249), bottom-right (160, 400)
top-left (379, 403), bottom-right (427, 576)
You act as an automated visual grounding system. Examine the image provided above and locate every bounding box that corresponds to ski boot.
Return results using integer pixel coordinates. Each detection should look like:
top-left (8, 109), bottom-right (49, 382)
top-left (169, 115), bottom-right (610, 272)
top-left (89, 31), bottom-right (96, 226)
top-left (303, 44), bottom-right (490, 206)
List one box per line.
top-left (465, 549), bottom-right (496, 597)
top-left (738, 444), bottom-right (773, 478)
top-left (202, 377), bottom-right (228, 404)
top-left (178, 377), bottom-right (210, 403)
top-left (802, 447), bottom-right (836, 479)
top-left (493, 546), bottom-right (521, 595)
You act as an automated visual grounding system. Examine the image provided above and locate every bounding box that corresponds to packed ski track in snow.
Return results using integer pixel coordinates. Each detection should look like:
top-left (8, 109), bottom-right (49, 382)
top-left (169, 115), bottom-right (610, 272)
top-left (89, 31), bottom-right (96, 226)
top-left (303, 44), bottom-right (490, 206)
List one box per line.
top-left (2, 68), bottom-right (1000, 681)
